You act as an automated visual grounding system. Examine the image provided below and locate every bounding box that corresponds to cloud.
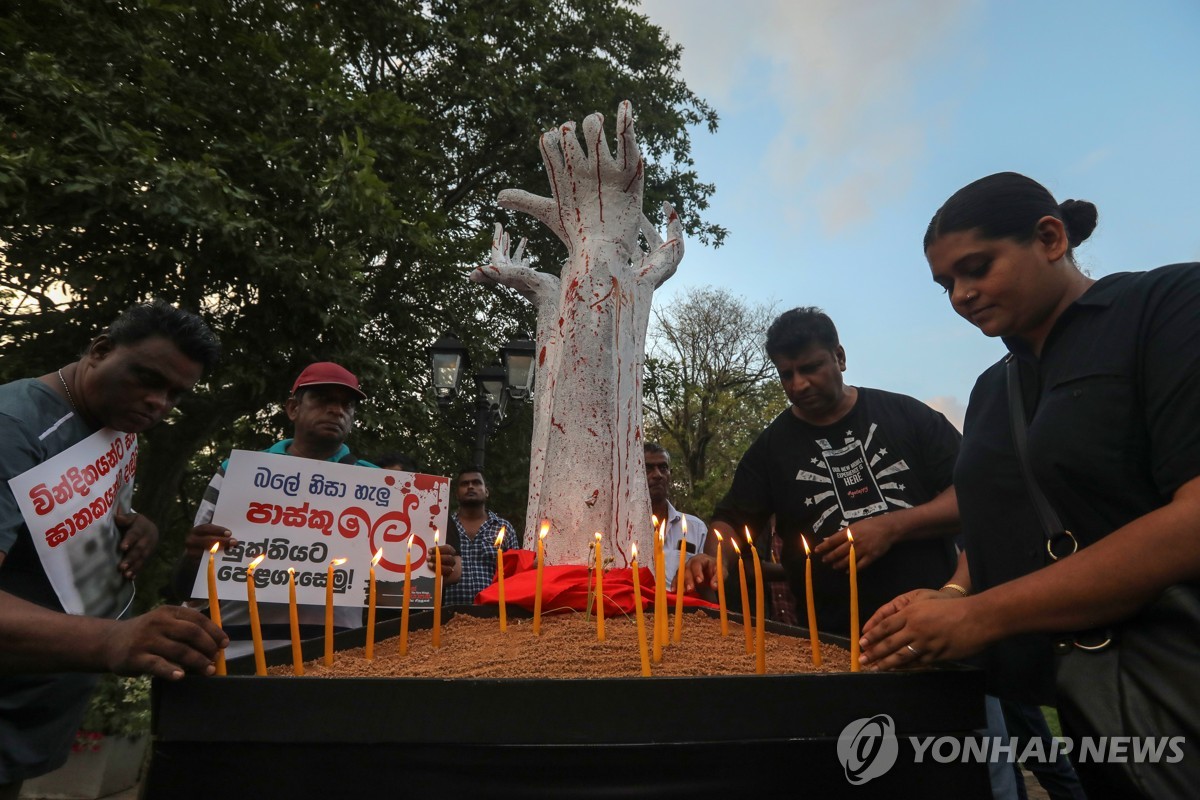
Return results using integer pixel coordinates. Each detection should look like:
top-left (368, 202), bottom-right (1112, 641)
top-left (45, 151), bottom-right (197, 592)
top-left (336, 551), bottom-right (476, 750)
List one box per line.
top-left (924, 395), bottom-right (965, 432)
top-left (639, 0), bottom-right (978, 232)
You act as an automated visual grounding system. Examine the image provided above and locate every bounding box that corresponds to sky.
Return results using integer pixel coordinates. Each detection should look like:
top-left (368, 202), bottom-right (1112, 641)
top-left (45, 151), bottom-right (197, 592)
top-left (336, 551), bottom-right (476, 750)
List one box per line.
top-left (636, 0), bottom-right (1200, 429)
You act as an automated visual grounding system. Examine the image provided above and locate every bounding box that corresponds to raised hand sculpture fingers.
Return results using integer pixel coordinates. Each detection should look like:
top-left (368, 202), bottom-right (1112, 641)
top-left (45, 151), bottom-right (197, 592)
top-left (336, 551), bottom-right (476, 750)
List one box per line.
top-left (470, 223), bottom-right (559, 306)
top-left (636, 202), bottom-right (685, 289)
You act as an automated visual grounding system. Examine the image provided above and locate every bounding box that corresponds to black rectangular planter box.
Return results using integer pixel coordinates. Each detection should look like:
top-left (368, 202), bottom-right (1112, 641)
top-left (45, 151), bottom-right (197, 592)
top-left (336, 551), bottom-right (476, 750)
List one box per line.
top-left (147, 606), bottom-right (990, 799)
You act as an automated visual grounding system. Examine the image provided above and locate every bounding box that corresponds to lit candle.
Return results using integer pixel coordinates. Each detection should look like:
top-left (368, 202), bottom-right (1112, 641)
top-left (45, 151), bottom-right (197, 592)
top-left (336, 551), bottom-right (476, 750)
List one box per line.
top-left (206, 543), bottom-right (227, 676)
top-left (533, 521), bottom-right (549, 635)
top-left (801, 535), bottom-right (822, 667)
top-left (325, 557), bottom-right (347, 666)
top-left (714, 530), bottom-right (728, 637)
top-left (746, 526), bottom-right (766, 675)
top-left (672, 519), bottom-right (687, 644)
top-left (494, 527), bottom-right (507, 633)
top-left (650, 515), bottom-right (659, 661)
top-left (365, 548), bottom-right (383, 660)
top-left (400, 536), bottom-right (413, 657)
top-left (730, 538), bottom-right (753, 655)
top-left (848, 529), bottom-right (860, 672)
top-left (287, 567), bottom-right (303, 676)
top-left (631, 544), bottom-right (651, 677)
top-left (432, 528), bottom-right (443, 649)
top-left (245, 554), bottom-right (266, 676)
top-left (594, 532), bottom-right (606, 641)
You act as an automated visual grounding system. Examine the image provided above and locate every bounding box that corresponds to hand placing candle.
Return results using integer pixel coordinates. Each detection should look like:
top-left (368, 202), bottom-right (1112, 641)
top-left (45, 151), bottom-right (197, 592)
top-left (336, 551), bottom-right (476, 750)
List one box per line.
top-left (494, 527), bottom-right (507, 633)
top-left (400, 536), bottom-right (413, 657)
top-left (631, 544), bottom-right (651, 677)
top-left (714, 530), bottom-right (728, 637)
top-left (366, 548), bottom-right (383, 660)
top-left (848, 529), bottom-right (860, 672)
top-left (594, 532), bottom-right (606, 641)
top-left (245, 554), bottom-right (266, 676)
top-left (801, 536), bottom-right (822, 667)
top-left (533, 521), bottom-right (549, 635)
top-left (287, 567), bottom-right (303, 676)
top-left (325, 557), bottom-right (347, 666)
top-left (206, 543), bottom-right (227, 676)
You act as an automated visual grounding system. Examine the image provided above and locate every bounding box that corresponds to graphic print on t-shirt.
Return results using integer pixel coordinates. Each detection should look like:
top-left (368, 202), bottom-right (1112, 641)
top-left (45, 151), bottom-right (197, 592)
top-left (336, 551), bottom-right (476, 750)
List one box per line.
top-left (793, 423), bottom-right (914, 534)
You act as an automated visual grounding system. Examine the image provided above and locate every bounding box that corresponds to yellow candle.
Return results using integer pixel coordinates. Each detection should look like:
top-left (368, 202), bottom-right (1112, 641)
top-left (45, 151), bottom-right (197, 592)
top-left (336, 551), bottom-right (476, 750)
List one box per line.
top-left (287, 567), bottom-right (303, 676)
top-left (400, 536), bottom-right (413, 657)
top-left (533, 521), bottom-right (549, 635)
top-left (746, 527), bottom-right (766, 675)
top-left (494, 528), bottom-right (507, 633)
top-left (206, 543), bottom-right (227, 676)
top-left (730, 538), bottom-right (753, 655)
top-left (594, 532), bottom-right (605, 641)
top-left (653, 523), bottom-right (665, 663)
top-left (365, 548), bottom-right (382, 660)
top-left (801, 535), bottom-right (822, 667)
top-left (848, 529), bottom-right (860, 672)
top-left (672, 520), bottom-right (687, 644)
top-left (631, 544), bottom-right (651, 677)
top-left (324, 557), bottom-right (346, 666)
top-left (714, 531), bottom-right (728, 637)
top-left (432, 528), bottom-right (443, 649)
top-left (245, 554), bottom-right (266, 676)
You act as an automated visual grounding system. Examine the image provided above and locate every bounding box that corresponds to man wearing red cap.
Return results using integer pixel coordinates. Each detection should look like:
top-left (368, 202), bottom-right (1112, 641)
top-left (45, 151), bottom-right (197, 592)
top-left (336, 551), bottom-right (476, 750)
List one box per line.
top-left (172, 362), bottom-right (459, 655)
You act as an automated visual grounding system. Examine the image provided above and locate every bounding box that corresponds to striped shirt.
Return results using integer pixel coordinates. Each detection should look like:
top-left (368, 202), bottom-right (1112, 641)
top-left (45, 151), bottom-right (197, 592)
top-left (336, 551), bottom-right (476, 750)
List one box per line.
top-left (442, 510), bottom-right (517, 606)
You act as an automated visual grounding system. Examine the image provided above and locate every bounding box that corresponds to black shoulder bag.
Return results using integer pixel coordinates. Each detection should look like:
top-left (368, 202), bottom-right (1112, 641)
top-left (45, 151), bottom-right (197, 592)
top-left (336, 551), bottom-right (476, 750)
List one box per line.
top-left (1006, 355), bottom-right (1200, 799)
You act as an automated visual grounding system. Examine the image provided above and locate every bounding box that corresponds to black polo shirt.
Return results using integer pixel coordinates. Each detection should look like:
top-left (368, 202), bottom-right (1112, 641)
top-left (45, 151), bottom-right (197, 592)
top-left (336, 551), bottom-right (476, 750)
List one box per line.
top-left (955, 262), bottom-right (1200, 703)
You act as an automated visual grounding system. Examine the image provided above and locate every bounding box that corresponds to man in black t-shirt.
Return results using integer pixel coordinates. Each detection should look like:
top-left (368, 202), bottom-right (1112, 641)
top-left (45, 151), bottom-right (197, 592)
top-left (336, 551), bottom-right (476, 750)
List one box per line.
top-left (686, 307), bottom-right (961, 637)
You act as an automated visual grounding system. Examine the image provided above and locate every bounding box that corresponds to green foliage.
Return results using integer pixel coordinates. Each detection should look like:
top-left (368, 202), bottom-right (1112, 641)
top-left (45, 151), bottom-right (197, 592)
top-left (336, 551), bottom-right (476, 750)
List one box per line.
top-left (643, 287), bottom-right (784, 519)
top-left (1, 0), bottom-right (721, 600)
top-left (76, 674), bottom-right (151, 742)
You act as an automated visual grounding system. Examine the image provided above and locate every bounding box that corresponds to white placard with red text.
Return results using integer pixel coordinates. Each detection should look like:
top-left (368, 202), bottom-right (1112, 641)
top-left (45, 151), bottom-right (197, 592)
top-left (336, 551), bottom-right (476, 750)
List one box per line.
top-left (191, 450), bottom-right (451, 608)
top-left (8, 429), bottom-right (137, 618)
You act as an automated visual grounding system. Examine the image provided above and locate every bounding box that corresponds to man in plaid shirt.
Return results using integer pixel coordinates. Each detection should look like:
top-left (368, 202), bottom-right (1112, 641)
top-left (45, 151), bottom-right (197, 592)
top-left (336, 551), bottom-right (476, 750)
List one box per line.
top-left (442, 467), bottom-right (516, 606)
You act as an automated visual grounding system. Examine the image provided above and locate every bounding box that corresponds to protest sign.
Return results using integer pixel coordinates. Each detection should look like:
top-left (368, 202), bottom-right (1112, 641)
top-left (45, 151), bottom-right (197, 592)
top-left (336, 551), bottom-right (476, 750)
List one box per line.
top-left (192, 450), bottom-right (451, 609)
top-left (8, 429), bottom-right (137, 618)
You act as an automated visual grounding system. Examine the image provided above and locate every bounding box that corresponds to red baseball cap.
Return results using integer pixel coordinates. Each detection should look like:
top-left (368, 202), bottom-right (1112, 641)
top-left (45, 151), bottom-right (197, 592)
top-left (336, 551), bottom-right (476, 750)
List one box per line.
top-left (291, 362), bottom-right (367, 400)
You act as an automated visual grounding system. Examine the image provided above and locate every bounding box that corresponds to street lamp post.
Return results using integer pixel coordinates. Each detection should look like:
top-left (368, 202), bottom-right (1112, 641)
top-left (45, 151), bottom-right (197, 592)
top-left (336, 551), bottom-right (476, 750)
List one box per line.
top-left (428, 332), bottom-right (535, 470)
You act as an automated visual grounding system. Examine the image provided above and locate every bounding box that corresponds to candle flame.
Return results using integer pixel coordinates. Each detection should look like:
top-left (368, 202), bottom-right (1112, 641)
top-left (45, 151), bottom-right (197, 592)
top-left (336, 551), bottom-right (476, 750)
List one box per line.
top-left (209, 542), bottom-right (220, 555)
top-left (744, 525), bottom-right (754, 546)
top-left (801, 534), bottom-right (811, 556)
top-left (539, 524), bottom-right (549, 541)
top-left (651, 514), bottom-right (659, 530)
top-left (247, 554), bottom-right (266, 570)
top-left (330, 557), bottom-right (347, 567)
top-left (288, 567), bottom-right (295, 576)
top-left (594, 531), bottom-right (602, 543)
top-left (631, 542), bottom-right (638, 560)
top-left (847, 529), bottom-right (855, 545)
top-left (433, 527), bottom-right (440, 546)
top-left (494, 527), bottom-right (506, 548)
top-left (681, 516), bottom-right (688, 535)
top-left (407, 535), bottom-right (414, 553)
top-left (371, 549), bottom-right (383, 567)
top-left (714, 529), bottom-right (723, 542)
top-left (730, 538), bottom-right (742, 555)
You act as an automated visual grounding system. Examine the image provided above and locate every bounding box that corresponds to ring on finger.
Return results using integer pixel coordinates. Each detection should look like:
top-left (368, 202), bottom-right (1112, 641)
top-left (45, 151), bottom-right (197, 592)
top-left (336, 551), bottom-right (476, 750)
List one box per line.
top-left (906, 644), bottom-right (920, 657)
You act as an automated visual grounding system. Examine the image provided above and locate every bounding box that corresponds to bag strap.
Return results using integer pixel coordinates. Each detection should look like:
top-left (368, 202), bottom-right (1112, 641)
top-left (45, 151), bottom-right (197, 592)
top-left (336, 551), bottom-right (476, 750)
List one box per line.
top-left (1005, 354), bottom-right (1078, 561)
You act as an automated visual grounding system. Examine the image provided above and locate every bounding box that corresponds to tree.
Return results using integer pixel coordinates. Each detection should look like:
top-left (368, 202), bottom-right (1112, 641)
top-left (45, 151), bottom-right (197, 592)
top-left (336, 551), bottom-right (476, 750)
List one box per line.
top-left (642, 287), bottom-right (785, 519)
top-left (0, 0), bottom-right (722, 601)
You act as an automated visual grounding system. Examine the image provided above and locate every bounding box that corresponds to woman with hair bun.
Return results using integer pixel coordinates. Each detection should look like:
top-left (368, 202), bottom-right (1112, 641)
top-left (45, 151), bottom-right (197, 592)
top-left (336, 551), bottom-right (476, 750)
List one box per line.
top-left (861, 172), bottom-right (1200, 799)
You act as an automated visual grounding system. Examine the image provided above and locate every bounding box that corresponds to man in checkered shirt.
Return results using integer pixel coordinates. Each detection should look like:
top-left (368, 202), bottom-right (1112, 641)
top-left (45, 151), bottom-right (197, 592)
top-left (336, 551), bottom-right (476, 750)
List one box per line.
top-left (442, 467), bottom-right (516, 606)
